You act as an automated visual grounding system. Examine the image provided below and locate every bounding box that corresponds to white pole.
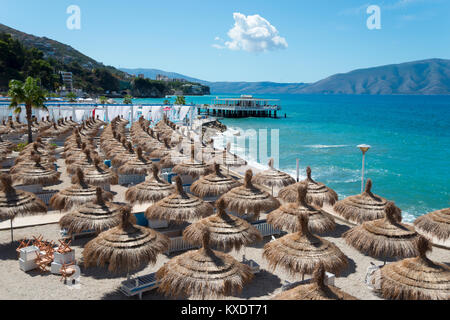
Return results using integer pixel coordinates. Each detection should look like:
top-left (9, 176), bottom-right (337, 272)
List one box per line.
top-left (189, 106), bottom-right (193, 130)
top-left (361, 152), bottom-right (366, 193)
top-left (130, 104), bottom-right (134, 125)
top-left (296, 158), bottom-right (300, 182)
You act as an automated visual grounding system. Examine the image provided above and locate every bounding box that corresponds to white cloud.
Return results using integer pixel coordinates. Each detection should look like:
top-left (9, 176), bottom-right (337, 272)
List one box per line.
top-left (211, 43), bottom-right (225, 49)
top-left (220, 13), bottom-right (288, 53)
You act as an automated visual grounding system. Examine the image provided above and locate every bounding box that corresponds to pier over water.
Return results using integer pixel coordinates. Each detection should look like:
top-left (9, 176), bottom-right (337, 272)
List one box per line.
top-left (198, 95), bottom-right (281, 118)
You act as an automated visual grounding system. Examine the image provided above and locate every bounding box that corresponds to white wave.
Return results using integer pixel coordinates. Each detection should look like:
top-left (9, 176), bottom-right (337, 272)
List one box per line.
top-left (304, 144), bottom-right (350, 149)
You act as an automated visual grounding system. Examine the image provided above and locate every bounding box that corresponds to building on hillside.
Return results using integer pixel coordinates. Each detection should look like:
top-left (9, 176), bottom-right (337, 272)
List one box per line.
top-left (59, 71), bottom-right (73, 92)
top-left (156, 74), bottom-right (169, 81)
top-left (138, 74), bottom-right (145, 79)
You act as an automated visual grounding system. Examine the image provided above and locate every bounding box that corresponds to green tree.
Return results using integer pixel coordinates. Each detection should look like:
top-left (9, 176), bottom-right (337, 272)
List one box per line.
top-left (99, 96), bottom-right (108, 104)
top-left (123, 94), bottom-right (133, 104)
top-left (174, 95), bottom-right (186, 105)
top-left (8, 77), bottom-right (47, 143)
top-left (66, 91), bottom-right (77, 102)
top-left (163, 99), bottom-right (170, 105)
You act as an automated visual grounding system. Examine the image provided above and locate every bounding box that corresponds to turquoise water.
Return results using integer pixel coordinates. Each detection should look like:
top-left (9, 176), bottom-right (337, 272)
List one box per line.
top-left (132, 94), bottom-right (450, 222)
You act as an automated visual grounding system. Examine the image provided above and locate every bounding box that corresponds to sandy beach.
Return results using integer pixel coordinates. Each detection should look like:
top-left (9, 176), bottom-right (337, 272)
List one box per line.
top-left (0, 132), bottom-right (448, 300)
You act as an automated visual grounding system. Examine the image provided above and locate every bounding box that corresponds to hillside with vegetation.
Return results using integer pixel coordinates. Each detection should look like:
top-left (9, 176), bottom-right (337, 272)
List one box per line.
top-left (0, 24), bottom-right (210, 97)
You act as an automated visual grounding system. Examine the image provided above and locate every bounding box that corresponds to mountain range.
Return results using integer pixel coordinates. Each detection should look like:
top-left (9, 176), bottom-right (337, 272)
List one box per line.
top-left (122, 59), bottom-right (450, 95)
top-left (1, 23), bottom-right (449, 95)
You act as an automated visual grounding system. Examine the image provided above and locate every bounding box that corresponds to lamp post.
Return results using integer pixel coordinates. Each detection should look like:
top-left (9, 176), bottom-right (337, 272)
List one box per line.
top-left (357, 144), bottom-right (371, 193)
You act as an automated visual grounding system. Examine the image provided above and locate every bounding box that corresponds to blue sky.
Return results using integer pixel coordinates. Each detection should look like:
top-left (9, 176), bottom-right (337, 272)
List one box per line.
top-left (1, 0), bottom-right (449, 82)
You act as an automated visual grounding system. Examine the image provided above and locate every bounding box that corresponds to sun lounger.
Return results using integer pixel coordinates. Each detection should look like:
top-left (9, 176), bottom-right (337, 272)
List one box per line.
top-left (60, 228), bottom-right (97, 241)
top-left (120, 273), bottom-right (159, 300)
top-left (242, 256), bottom-right (260, 274)
top-left (251, 220), bottom-right (282, 237)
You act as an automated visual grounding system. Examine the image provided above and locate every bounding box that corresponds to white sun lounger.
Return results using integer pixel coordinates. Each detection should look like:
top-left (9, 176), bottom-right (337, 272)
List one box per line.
top-left (242, 256), bottom-right (260, 274)
top-left (120, 273), bottom-right (159, 300)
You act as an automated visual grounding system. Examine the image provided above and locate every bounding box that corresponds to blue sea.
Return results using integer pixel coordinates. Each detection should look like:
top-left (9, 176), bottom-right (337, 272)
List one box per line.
top-left (132, 94), bottom-right (450, 222)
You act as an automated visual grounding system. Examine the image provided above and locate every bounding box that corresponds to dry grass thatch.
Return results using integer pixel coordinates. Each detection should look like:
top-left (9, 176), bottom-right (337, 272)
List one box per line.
top-left (253, 158), bottom-right (296, 188)
top-left (0, 174), bottom-right (47, 221)
top-left (145, 176), bottom-right (214, 223)
top-left (183, 199), bottom-right (262, 251)
top-left (83, 205), bottom-right (170, 273)
top-left (83, 157), bottom-right (118, 186)
top-left (190, 163), bottom-right (242, 198)
top-left (343, 202), bottom-right (420, 259)
top-left (267, 182), bottom-right (335, 234)
top-left (219, 170), bottom-right (280, 218)
top-left (156, 230), bottom-right (254, 299)
top-left (376, 237), bottom-right (450, 300)
top-left (414, 208), bottom-right (450, 241)
top-left (50, 169), bottom-right (112, 212)
top-left (263, 214), bottom-right (348, 276)
top-left (59, 187), bottom-right (122, 234)
top-left (117, 147), bottom-right (153, 175)
top-left (273, 264), bottom-right (358, 300)
top-left (278, 167), bottom-right (338, 207)
top-left (125, 164), bottom-right (175, 204)
top-left (11, 155), bottom-right (60, 186)
top-left (333, 179), bottom-right (393, 224)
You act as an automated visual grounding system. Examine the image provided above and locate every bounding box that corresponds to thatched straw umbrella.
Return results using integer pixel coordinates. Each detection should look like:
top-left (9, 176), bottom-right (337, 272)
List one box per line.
top-left (219, 170), bottom-right (280, 220)
top-left (145, 176), bottom-right (214, 223)
top-left (11, 155), bottom-right (60, 186)
top-left (149, 138), bottom-right (172, 159)
top-left (50, 168), bottom-right (112, 212)
top-left (343, 202), bottom-right (420, 259)
top-left (253, 158), bottom-right (296, 195)
top-left (59, 187), bottom-right (122, 235)
top-left (83, 157), bottom-right (118, 187)
top-left (0, 135), bottom-right (14, 152)
top-left (273, 264), bottom-right (358, 300)
top-left (0, 174), bottom-right (47, 241)
top-left (172, 146), bottom-right (214, 178)
top-left (159, 150), bottom-right (189, 169)
top-left (156, 230), bottom-right (254, 299)
top-left (374, 237), bottom-right (450, 300)
top-left (117, 147), bottom-right (153, 175)
top-left (15, 143), bottom-right (56, 164)
top-left (111, 141), bottom-right (137, 168)
top-left (125, 164), bottom-right (175, 205)
top-left (279, 167), bottom-right (338, 207)
top-left (183, 199), bottom-right (262, 251)
top-left (214, 146), bottom-right (247, 174)
top-left (333, 179), bottom-right (391, 224)
top-left (414, 208), bottom-right (450, 245)
top-left (66, 149), bottom-right (96, 175)
top-left (83, 205), bottom-right (170, 274)
top-left (190, 163), bottom-right (242, 199)
top-left (267, 182), bottom-right (335, 234)
top-left (263, 214), bottom-right (348, 277)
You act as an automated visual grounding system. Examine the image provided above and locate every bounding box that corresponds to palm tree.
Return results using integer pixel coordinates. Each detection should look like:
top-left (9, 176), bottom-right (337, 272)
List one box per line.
top-left (174, 95), bottom-right (186, 105)
top-left (99, 96), bottom-right (108, 104)
top-left (163, 99), bottom-right (171, 105)
top-left (8, 77), bottom-right (47, 143)
top-left (123, 95), bottom-right (133, 104)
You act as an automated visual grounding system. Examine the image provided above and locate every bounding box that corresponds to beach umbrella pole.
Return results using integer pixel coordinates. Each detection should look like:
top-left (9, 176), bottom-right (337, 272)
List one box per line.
top-left (10, 219), bottom-right (14, 242)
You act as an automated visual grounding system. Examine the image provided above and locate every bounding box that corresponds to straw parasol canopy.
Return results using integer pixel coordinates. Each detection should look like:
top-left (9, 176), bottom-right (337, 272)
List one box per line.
top-left (414, 208), bottom-right (450, 243)
top-left (219, 170), bottom-right (280, 220)
top-left (117, 147), bottom-right (153, 175)
top-left (253, 158), bottom-right (296, 190)
top-left (0, 135), bottom-right (14, 152)
top-left (183, 199), bottom-right (262, 251)
top-left (190, 163), bottom-right (242, 198)
top-left (374, 237), bottom-right (450, 300)
top-left (11, 155), bottom-right (60, 186)
top-left (83, 205), bottom-right (170, 273)
top-left (0, 174), bottom-right (47, 222)
top-left (172, 146), bottom-right (214, 178)
top-left (125, 164), bottom-right (175, 205)
top-left (145, 176), bottom-right (214, 223)
top-left (50, 168), bottom-right (113, 212)
top-left (333, 179), bottom-right (392, 224)
top-left (263, 214), bottom-right (348, 276)
top-left (156, 230), bottom-right (254, 299)
top-left (59, 187), bottom-right (122, 234)
top-left (343, 202), bottom-right (421, 259)
top-left (214, 148), bottom-right (247, 171)
top-left (279, 167), bottom-right (338, 207)
top-left (83, 157), bottom-right (118, 187)
top-left (149, 138), bottom-right (172, 159)
top-left (267, 182), bottom-right (335, 234)
top-left (159, 150), bottom-right (189, 169)
top-left (273, 264), bottom-right (358, 300)
top-left (66, 149), bottom-right (96, 175)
